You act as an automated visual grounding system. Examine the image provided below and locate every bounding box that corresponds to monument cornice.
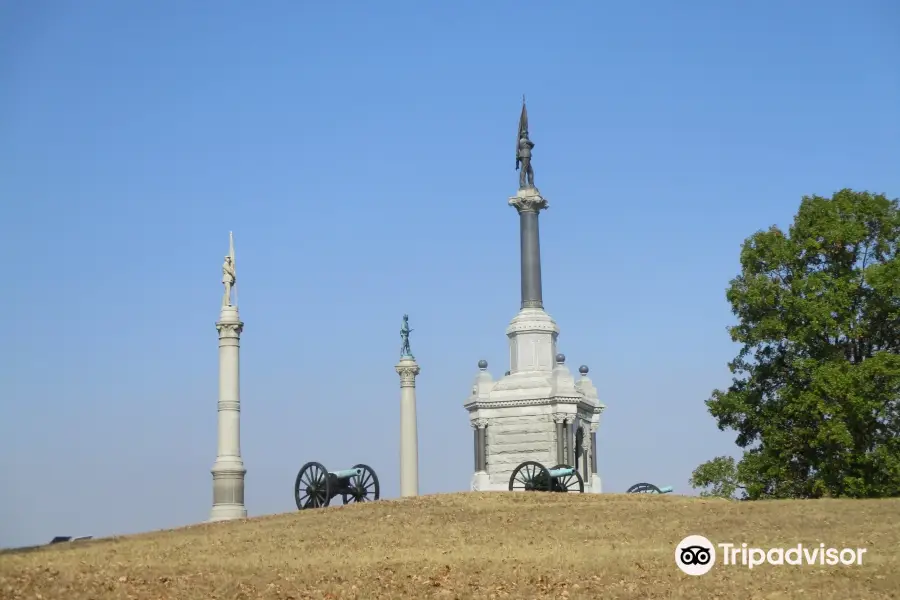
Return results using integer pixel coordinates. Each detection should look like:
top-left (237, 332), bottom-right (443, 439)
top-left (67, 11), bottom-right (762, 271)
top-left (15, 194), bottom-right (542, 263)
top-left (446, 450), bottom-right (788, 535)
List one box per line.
top-left (465, 395), bottom-right (603, 413)
top-left (506, 320), bottom-right (559, 335)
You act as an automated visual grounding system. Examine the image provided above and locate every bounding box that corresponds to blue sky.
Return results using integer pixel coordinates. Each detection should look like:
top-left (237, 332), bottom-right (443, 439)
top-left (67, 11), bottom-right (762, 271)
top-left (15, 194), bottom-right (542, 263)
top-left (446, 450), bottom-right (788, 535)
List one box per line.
top-left (2, 1), bottom-right (898, 548)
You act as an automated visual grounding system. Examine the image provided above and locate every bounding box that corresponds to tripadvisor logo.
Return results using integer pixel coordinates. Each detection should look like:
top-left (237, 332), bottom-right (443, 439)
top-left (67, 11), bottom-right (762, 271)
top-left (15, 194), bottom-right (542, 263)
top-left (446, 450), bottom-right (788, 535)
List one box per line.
top-left (675, 535), bottom-right (867, 576)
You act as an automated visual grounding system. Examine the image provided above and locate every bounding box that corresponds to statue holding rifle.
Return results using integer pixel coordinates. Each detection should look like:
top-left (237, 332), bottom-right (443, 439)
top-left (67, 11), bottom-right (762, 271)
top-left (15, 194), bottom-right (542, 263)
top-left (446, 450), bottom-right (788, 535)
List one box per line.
top-left (400, 314), bottom-right (414, 358)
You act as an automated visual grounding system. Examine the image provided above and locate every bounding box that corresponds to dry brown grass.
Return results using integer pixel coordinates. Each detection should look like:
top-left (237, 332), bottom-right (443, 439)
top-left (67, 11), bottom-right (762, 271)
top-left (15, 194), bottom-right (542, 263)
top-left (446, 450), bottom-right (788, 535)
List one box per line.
top-left (2, 492), bottom-right (899, 599)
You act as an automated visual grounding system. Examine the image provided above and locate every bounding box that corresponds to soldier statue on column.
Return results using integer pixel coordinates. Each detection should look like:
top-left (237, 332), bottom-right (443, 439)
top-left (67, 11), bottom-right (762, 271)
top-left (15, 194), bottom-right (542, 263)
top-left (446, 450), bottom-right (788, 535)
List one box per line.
top-left (222, 255), bottom-right (236, 307)
top-left (400, 314), bottom-right (413, 358)
top-left (516, 96), bottom-right (535, 190)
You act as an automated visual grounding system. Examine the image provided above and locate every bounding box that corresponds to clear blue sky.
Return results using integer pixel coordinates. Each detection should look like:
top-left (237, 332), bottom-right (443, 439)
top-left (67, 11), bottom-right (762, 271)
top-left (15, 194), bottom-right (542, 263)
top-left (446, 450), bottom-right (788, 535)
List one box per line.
top-left (2, 1), bottom-right (898, 548)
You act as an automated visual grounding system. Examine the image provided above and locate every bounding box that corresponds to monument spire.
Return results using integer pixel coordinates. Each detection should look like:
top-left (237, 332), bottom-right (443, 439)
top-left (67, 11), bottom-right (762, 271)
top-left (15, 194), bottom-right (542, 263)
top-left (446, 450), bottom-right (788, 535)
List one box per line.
top-left (511, 98), bottom-right (548, 309)
top-left (210, 232), bottom-right (247, 521)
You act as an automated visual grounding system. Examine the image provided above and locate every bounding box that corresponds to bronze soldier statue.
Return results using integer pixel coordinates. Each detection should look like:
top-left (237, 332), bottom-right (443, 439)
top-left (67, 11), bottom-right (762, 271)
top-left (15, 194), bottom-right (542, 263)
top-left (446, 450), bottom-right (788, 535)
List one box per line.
top-left (516, 129), bottom-right (535, 189)
top-left (515, 97), bottom-right (535, 189)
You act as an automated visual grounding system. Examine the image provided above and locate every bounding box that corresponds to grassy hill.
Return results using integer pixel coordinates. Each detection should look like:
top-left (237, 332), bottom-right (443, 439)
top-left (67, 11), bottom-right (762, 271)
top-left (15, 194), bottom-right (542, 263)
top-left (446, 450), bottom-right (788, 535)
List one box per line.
top-left (2, 492), bottom-right (899, 599)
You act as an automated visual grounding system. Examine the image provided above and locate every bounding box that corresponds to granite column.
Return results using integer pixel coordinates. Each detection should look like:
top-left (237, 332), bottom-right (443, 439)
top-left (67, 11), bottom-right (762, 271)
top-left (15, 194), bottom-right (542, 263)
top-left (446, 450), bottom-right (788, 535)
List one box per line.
top-left (510, 189), bottom-right (549, 310)
top-left (210, 305), bottom-right (247, 521)
top-left (396, 356), bottom-right (421, 497)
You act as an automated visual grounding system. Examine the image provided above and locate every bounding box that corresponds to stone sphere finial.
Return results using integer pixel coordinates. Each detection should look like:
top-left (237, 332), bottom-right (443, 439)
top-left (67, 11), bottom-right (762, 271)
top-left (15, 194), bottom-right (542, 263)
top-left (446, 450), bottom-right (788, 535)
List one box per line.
top-left (555, 353), bottom-right (566, 364)
top-left (579, 365), bottom-right (589, 375)
top-left (478, 359), bottom-right (488, 370)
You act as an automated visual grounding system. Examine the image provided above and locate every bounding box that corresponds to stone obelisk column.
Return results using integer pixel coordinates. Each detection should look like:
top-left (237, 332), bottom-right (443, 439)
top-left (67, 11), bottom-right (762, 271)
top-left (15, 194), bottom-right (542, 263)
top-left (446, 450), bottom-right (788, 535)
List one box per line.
top-left (395, 314), bottom-right (421, 497)
top-left (210, 232), bottom-right (247, 521)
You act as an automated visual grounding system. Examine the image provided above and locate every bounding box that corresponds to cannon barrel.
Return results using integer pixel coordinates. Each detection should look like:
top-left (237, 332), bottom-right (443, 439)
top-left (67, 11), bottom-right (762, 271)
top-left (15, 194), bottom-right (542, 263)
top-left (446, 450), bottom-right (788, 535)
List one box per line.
top-left (330, 468), bottom-right (363, 479)
top-left (548, 467), bottom-right (575, 478)
top-left (659, 486), bottom-right (674, 493)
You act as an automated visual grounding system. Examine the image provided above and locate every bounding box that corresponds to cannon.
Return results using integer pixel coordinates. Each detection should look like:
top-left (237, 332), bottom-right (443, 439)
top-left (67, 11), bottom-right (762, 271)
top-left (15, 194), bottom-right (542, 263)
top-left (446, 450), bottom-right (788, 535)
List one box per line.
top-left (294, 461), bottom-right (380, 510)
top-left (508, 461), bottom-right (584, 493)
top-left (626, 482), bottom-right (673, 494)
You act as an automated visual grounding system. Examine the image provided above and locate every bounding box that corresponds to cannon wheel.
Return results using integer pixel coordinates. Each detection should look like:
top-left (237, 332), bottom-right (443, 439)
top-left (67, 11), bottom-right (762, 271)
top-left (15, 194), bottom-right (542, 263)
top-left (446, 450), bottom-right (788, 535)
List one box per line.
top-left (342, 463), bottom-right (380, 505)
top-left (508, 461), bottom-right (551, 492)
top-left (626, 482), bottom-right (662, 494)
top-left (550, 464), bottom-right (585, 493)
top-left (295, 461), bottom-right (332, 510)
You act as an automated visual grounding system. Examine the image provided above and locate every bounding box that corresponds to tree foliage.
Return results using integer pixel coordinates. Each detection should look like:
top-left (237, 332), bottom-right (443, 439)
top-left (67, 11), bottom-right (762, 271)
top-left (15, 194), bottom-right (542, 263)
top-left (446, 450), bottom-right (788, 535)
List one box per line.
top-left (689, 456), bottom-right (744, 499)
top-left (693, 189), bottom-right (900, 499)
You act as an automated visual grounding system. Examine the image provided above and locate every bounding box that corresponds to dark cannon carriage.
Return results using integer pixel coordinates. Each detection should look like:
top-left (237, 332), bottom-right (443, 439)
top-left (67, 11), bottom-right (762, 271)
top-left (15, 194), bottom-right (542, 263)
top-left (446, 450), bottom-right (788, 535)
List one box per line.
top-left (626, 482), bottom-right (673, 495)
top-left (508, 460), bottom-right (584, 493)
top-left (294, 461), bottom-right (380, 510)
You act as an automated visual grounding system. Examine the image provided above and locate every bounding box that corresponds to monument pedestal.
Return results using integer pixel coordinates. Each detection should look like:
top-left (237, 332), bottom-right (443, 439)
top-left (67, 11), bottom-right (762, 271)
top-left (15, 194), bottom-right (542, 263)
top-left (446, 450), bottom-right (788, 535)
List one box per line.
top-left (210, 459), bottom-right (247, 521)
top-left (464, 348), bottom-right (603, 492)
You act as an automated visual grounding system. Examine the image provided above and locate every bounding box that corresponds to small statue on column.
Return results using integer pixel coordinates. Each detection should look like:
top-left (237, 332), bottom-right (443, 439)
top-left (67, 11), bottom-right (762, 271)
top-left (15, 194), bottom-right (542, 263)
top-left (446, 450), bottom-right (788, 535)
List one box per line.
top-left (515, 96), bottom-right (535, 190)
top-left (400, 314), bottom-right (414, 358)
top-left (222, 255), bottom-right (236, 307)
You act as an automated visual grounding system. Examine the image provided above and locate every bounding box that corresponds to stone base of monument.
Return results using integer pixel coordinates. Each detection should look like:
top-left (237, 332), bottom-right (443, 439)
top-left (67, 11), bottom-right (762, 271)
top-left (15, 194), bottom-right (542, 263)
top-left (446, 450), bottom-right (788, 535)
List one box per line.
top-left (464, 311), bottom-right (606, 494)
top-left (470, 471), bottom-right (492, 491)
top-left (209, 503), bottom-right (248, 522)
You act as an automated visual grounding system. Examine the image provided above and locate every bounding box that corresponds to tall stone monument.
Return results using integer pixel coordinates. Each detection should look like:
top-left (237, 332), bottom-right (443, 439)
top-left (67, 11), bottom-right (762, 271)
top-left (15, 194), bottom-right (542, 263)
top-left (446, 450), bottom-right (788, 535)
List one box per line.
top-left (395, 315), bottom-right (421, 497)
top-left (464, 99), bottom-right (605, 492)
top-left (210, 232), bottom-right (248, 521)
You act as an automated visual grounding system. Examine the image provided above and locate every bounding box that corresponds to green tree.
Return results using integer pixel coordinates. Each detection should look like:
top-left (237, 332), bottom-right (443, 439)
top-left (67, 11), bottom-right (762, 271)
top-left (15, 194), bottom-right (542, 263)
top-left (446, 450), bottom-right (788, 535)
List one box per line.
top-left (689, 456), bottom-right (744, 499)
top-left (693, 189), bottom-right (900, 500)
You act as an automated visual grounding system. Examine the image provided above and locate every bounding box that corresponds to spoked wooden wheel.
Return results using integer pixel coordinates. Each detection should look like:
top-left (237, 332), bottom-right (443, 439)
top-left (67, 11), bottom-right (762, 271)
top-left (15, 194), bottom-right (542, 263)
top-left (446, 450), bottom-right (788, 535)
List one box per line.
top-left (343, 463), bottom-right (380, 504)
top-left (550, 464), bottom-right (585, 493)
top-left (626, 482), bottom-right (662, 494)
top-left (508, 461), bottom-right (551, 492)
top-left (295, 461), bottom-right (331, 509)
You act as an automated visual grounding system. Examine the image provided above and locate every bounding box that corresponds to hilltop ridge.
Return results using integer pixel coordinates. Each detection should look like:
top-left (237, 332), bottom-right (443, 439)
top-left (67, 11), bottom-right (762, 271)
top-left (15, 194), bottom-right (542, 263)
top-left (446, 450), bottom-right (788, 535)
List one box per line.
top-left (1, 492), bottom-right (898, 599)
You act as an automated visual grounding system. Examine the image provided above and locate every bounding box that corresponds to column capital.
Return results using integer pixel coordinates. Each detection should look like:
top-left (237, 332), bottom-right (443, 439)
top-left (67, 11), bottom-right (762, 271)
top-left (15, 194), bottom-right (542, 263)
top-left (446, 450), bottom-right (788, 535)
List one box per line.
top-left (395, 361), bottom-right (421, 387)
top-left (470, 418), bottom-right (489, 429)
top-left (552, 412), bottom-right (569, 424)
top-left (508, 188), bottom-right (549, 214)
top-left (216, 321), bottom-right (244, 338)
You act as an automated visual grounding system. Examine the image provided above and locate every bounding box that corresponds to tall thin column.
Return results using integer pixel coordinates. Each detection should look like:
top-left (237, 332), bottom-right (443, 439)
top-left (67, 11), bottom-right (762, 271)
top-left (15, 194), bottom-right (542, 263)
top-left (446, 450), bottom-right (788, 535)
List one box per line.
top-left (396, 355), bottom-right (421, 497)
top-left (519, 210), bottom-right (543, 309)
top-left (510, 192), bottom-right (550, 310)
top-left (210, 232), bottom-right (246, 521)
